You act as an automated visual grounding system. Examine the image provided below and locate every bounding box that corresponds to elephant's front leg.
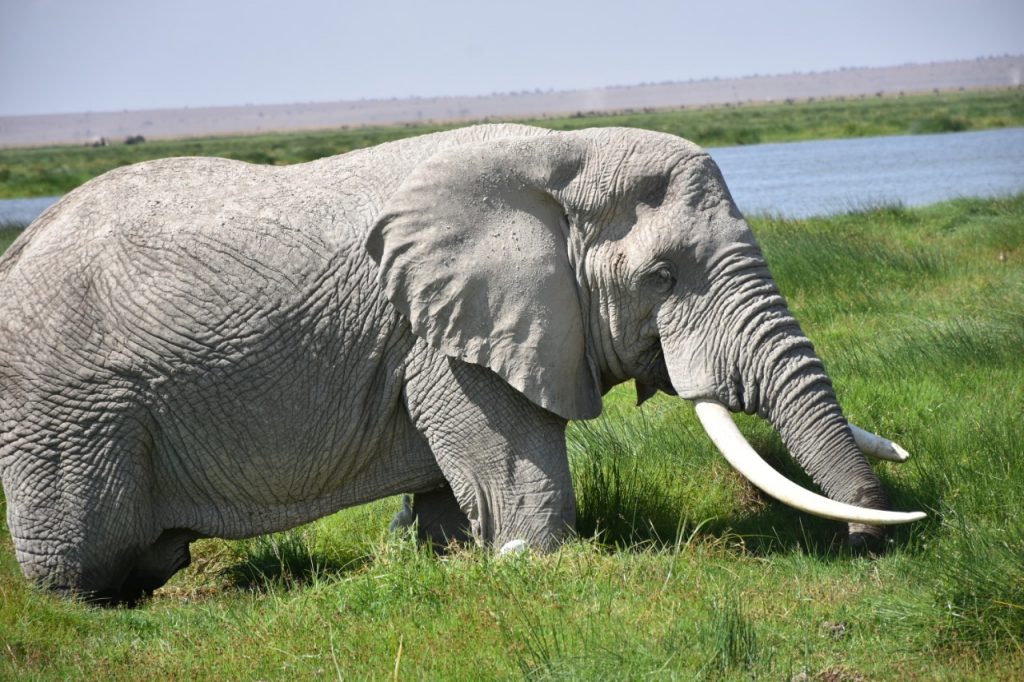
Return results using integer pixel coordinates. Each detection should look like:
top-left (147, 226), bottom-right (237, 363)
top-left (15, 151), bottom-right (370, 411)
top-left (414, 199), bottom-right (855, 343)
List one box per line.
top-left (405, 355), bottom-right (575, 552)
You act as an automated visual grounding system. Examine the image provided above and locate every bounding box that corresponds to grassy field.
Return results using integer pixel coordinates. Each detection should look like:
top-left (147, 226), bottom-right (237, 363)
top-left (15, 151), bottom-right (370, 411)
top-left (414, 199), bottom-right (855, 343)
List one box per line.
top-left (1, 87), bottom-right (1022, 198)
top-left (1, 194), bottom-right (1021, 679)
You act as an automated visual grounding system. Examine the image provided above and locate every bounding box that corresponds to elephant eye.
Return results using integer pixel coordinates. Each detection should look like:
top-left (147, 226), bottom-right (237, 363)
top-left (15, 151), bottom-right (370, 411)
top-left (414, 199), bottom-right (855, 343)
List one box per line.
top-left (649, 265), bottom-right (676, 293)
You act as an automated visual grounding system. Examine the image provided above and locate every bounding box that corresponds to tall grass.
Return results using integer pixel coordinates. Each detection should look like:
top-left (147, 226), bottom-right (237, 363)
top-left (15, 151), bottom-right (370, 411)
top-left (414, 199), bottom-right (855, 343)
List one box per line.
top-left (0, 195), bottom-right (1022, 678)
top-left (225, 528), bottom-right (369, 591)
top-left (700, 593), bottom-right (763, 676)
top-left (568, 411), bottom-right (710, 547)
top-left (933, 513), bottom-right (1024, 652)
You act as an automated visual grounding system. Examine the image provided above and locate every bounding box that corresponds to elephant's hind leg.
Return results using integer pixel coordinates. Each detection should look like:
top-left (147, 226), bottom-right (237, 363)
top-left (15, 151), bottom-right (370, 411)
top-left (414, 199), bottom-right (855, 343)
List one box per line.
top-left (413, 484), bottom-right (472, 550)
top-left (4, 402), bottom-right (165, 603)
top-left (389, 486), bottom-right (472, 551)
top-left (111, 529), bottom-right (198, 604)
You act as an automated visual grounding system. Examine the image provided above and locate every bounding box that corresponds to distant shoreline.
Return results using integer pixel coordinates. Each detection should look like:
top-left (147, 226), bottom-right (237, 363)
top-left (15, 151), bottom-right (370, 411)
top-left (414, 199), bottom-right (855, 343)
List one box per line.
top-left (1, 55), bottom-right (1021, 149)
top-left (2, 88), bottom-right (1021, 200)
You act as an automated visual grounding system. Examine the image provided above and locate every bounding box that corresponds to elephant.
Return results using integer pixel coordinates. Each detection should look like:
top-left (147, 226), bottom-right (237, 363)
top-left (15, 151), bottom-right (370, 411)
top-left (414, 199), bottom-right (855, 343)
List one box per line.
top-left (0, 123), bottom-right (924, 603)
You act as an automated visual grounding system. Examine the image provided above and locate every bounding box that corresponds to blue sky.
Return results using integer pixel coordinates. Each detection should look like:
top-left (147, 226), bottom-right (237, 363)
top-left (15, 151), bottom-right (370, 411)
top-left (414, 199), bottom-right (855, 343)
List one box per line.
top-left (1, 0), bottom-right (1022, 116)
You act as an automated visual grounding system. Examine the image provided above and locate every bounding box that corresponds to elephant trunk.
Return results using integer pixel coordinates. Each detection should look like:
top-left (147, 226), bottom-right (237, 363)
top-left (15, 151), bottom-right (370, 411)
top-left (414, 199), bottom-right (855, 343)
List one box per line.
top-left (746, 324), bottom-right (889, 510)
top-left (664, 255), bottom-right (919, 532)
top-left (723, 278), bottom-right (894, 534)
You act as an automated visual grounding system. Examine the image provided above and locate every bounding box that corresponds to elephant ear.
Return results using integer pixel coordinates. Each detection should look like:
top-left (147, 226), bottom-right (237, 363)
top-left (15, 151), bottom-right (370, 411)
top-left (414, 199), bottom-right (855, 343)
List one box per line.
top-left (366, 135), bottom-right (602, 420)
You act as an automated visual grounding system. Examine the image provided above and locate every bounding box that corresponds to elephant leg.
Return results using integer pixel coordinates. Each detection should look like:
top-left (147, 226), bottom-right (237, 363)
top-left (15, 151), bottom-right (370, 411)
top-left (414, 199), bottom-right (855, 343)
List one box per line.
top-left (413, 484), bottom-right (472, 550)
top-left (114, 528), bottom-right (198, 604)
top-left (405, 355), bottom-right (576, 552)
top-left (4, 403), bottom-right (161, 602)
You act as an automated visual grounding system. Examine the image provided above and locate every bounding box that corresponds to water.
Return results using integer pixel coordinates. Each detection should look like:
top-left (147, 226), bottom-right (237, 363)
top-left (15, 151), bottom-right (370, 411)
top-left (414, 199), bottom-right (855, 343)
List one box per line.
top-left (708, 127), bottom-right (1024, 218)
top-left (1, 128), bottom-right (1022, 225)
top-left (0, 195), bottom-right (62, 226)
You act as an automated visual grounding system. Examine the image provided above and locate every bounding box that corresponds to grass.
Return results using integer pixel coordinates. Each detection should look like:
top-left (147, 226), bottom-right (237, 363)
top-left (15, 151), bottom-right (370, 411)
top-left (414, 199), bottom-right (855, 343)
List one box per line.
top-left (1, 195), bottom-right (1022, 678)
top-left (0, 223), bottom-right (23, 252)
top-left (1, 87), bottom-right (1021, 198)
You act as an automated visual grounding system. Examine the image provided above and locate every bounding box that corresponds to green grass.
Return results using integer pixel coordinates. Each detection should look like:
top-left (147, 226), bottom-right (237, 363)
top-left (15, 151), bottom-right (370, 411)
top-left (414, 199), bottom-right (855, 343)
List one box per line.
top-left (0, 223), bottom-right (23, 251)
top-left (2, 87), bottom-right (1022, 198)
top-left (1, 195), bottom-right (1023, 678)
top-left (541, 87), bottom-right (1023, 144)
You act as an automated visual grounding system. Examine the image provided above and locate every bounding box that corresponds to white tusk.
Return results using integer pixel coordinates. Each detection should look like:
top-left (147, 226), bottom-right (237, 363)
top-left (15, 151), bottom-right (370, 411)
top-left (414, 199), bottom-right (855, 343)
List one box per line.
top-left (693, 400), bottom-right (926, 525)
top-left (848, 424), bottom-right (911, 462)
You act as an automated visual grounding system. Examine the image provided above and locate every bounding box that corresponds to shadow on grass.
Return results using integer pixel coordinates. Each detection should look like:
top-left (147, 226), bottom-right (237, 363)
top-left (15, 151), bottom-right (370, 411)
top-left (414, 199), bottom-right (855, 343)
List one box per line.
top-left (224, 528), bottom-right (370, 591)
top-left (577, 491), bottom-right (929, 562)
top-left (730, 433), bottom-right (939, 557)
top-left (569, 415), bottom-right (932, 561)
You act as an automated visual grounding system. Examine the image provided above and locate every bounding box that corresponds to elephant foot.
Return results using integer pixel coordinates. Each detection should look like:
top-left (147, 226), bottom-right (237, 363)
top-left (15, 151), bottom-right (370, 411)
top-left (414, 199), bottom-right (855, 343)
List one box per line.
top-left (498, 539), bottom-right (529, 556)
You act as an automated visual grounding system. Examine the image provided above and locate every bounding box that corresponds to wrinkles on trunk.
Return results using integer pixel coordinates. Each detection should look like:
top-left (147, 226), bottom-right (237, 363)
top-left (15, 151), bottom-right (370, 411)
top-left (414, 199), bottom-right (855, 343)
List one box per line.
top-left (709, 257), bottom-right (891, 512)
top-left (761, 360), bottom-right (890, 511)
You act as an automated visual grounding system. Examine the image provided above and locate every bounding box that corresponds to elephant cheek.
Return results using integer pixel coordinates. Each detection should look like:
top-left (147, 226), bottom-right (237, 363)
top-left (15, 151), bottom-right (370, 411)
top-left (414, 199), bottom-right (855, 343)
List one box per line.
top-left (660, 333), bottom-right (717, 401)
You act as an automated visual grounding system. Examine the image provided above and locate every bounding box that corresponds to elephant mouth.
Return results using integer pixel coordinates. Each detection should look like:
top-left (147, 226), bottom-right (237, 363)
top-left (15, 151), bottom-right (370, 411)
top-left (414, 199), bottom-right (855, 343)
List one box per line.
top-left (693, 400), bottom-right (925, 525)
top-left (634, 345), bottom-right (676, 405)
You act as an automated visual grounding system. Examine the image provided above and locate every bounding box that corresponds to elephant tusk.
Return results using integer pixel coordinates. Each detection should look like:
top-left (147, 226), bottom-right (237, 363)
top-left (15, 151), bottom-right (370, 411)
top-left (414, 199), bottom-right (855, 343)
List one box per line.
top-left (693, 400), bottom-right (926, 525)
top-left (848, 424), bottom-right (911, 462)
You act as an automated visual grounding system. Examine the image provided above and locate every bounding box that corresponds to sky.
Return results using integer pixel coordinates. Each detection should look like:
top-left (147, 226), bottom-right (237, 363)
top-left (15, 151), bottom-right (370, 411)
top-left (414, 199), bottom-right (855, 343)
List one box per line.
top-left (1, 0), bottom-right (1022, 117)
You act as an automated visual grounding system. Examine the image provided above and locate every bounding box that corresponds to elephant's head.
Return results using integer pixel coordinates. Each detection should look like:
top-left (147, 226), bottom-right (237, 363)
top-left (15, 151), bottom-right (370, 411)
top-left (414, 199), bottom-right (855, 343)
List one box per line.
top-left (367, 126), bottom-right (923, 543)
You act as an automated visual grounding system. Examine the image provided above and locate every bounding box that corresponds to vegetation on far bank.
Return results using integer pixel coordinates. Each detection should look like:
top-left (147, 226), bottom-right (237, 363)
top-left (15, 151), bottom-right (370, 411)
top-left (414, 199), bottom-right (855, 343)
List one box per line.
top-left (1, 87), bottom-right (1021, 198)
top-left (1, 195), bottom-right (1022, 679)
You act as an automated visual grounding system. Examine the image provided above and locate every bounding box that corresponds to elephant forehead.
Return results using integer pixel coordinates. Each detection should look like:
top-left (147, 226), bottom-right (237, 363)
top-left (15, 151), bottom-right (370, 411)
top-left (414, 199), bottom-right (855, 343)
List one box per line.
top-left (665, 154), bottom-right (737, 208)
top-left (622, 194), bottom-right (742, 246)
top-left (577, 126), bottom-right (705, 167)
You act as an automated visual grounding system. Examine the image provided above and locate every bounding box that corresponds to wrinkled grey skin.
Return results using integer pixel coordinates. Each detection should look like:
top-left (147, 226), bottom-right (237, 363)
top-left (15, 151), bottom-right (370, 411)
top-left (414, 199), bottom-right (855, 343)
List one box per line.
top-left (0, 124), bottom-right (890, 603)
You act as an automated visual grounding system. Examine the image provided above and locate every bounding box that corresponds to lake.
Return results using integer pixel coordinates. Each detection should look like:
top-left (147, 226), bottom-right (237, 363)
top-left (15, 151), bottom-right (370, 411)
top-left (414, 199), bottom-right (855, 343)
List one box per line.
top-left (0, 195), bottom-right (62, 226)
top-left (1, 127), bottom-right (1022, 226)
top-left (709, 126), bottom-right (1024, 218)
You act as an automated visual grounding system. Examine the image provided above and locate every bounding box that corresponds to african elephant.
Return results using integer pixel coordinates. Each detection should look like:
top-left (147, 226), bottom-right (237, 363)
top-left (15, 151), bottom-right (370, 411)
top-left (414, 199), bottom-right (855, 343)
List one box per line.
top-left (0, 123), bottom-right (923, 603)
